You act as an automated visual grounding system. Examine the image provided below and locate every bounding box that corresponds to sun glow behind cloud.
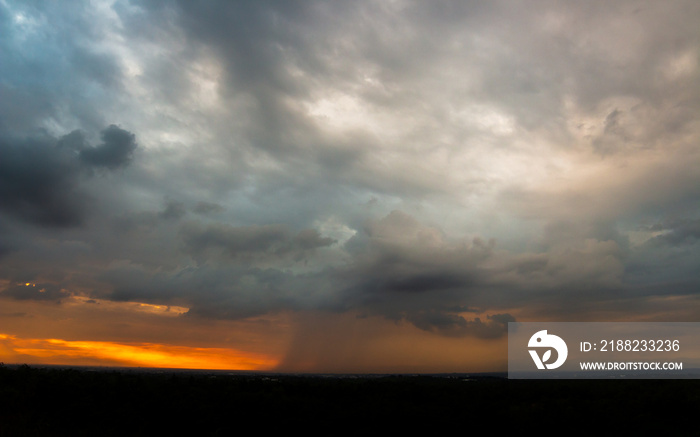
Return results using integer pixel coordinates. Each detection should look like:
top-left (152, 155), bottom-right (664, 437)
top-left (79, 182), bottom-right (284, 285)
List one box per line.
top-left (0, 333), bottom-right (278, 370)
top-left (65, 295), bottom-right (190, 317)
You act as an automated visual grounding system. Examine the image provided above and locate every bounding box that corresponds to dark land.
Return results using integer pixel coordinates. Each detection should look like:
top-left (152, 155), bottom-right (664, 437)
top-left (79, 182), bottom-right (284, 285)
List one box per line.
top-left (1, 363), bottom-right (698, 435)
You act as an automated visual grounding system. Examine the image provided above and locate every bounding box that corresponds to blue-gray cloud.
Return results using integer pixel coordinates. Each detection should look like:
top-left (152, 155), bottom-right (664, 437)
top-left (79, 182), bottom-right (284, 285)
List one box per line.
top-left (0, 125), bottom-right (137, 228)
top-left (0, 0), bottom-right (698, 340)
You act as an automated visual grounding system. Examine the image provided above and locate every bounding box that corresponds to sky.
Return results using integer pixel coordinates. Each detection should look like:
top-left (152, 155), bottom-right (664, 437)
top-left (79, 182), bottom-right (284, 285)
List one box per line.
top-left (0, 0), bottom-right (699, 373)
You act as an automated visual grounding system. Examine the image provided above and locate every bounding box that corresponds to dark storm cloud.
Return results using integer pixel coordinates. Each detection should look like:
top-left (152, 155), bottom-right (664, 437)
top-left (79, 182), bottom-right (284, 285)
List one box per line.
top-left (101, 261), bottom-right (320, 320)
top-left (181, 222), bottom-right (335, 263)
top-left (183, 223), bottom-right (287, 256)
top-left (334, 212), bottom-right (489, 316)
top-left (403, 311), bottom-right (515, 339)
top-left (94, 212), bottom-right (499, 333)
top-left (622, 218), bottom-right (700, 298)
top-left (57, 125), bottom-right (137, 171)
top-left (325, 211), bottom-right (520, 333)
top-left (290, 229), bottom-right (337, 253)
top-left (0, 241), bottom-right (13, 260)
top-left (648, 219), bottom-right (700, 246)
top-left (192, 201), bottom-right (224, 215)
top-left (101, 210), bottom-right (515, 335)
top-left (77, 125), bottom-right (137, 170)
top-left (158, 199), bottom-right (187, 221)
top-left (0, 0), bottom-right (698, 347)
top-left (0, 126), bottom-right (137, 228)
top-left (332, 211), bottom-right (642, 326)
top-left (1, 282), bottom-right (69, 302)
top-left (0, 131), bottom-right (87, 227)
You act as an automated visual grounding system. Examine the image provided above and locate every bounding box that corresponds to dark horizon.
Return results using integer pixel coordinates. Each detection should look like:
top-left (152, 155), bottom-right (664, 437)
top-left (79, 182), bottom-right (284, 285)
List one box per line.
top-left (1, 363), bottom-right (699, 435)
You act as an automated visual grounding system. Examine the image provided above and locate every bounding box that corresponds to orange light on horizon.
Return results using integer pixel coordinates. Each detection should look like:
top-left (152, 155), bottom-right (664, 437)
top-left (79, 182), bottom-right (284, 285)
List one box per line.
top-left (0, 333), bottom-right (278, 371)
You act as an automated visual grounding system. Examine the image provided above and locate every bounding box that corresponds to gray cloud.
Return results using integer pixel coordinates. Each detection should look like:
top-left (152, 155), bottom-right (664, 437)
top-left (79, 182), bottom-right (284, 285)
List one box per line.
top-left (192, 201), bottom-right (224, 216)
top-left (0, 0), bottom-right (698, 351)
top-left (158, 199), bottom-right (187, 221)
top-left (94, 211), bottom-right (511, 334)
top-left (77, 125), bottom-right (137, 170)
top-left (650, 219), bottom-right (700, 246)
top-left (0, 126), bottom-right (138, 228)
top-left (0, 131), bottom-right (86, 227)
top-left (1, 282), bottom-right (70, 302)
top-left (407, 312), bottom-right (515, 339)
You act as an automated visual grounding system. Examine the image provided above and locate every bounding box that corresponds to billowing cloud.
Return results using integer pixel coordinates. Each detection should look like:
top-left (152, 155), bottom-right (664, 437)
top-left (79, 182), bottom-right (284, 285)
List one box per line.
top-left (77, 125), bottom-right (137, 170)
top-left (0, 131), bottom-right (87, 227)
top-left (0, 125), bottom-right (137, 227)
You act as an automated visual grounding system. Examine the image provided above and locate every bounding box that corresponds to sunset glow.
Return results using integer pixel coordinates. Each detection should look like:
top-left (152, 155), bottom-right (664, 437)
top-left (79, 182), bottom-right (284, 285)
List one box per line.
top-left (1, 333), bottom-right (278, 371)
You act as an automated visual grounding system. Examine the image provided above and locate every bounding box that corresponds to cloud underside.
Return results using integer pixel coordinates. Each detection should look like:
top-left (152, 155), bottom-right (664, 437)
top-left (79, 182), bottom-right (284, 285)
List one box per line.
top-left (0, 0), bottom-right (698, 340)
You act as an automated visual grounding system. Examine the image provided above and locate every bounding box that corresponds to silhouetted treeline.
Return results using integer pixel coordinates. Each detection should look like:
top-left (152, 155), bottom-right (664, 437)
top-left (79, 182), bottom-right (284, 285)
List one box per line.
top-left (0, 364), bottom-right (698, 435)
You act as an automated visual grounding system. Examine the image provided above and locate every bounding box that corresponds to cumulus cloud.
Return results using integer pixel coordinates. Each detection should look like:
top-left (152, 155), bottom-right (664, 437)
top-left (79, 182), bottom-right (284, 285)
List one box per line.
top-left (0, 126), bottom-right (138, 228)
top-left (77, 125), bottom-right (137, 169)
top-left (0, 131), bottom-right (86, 227)
top-left (95, 210), bottom-right (513, 334)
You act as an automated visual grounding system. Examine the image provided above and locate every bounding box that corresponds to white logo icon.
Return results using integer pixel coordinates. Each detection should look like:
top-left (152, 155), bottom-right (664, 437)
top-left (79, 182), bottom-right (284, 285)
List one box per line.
top-left (528, 330), bottom-right (568, 370)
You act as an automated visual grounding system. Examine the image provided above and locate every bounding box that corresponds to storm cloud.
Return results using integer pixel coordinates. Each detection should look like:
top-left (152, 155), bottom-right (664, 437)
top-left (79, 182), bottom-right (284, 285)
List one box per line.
top-left (0, 125), bottom-right (137, 227)
top-left (0, 0), bottom-right (699, 371)
top-left (77, 125), bottom-right (137, 170)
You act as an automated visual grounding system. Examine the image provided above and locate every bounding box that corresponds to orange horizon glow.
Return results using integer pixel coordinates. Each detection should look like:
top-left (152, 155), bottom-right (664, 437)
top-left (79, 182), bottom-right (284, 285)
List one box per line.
top-left (0, 333), bottom-right (278, 371)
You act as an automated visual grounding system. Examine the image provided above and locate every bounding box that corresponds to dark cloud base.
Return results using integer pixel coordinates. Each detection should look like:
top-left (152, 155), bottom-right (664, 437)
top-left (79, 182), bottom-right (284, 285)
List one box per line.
top-left (0, 125), bottom-right (136, 228)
